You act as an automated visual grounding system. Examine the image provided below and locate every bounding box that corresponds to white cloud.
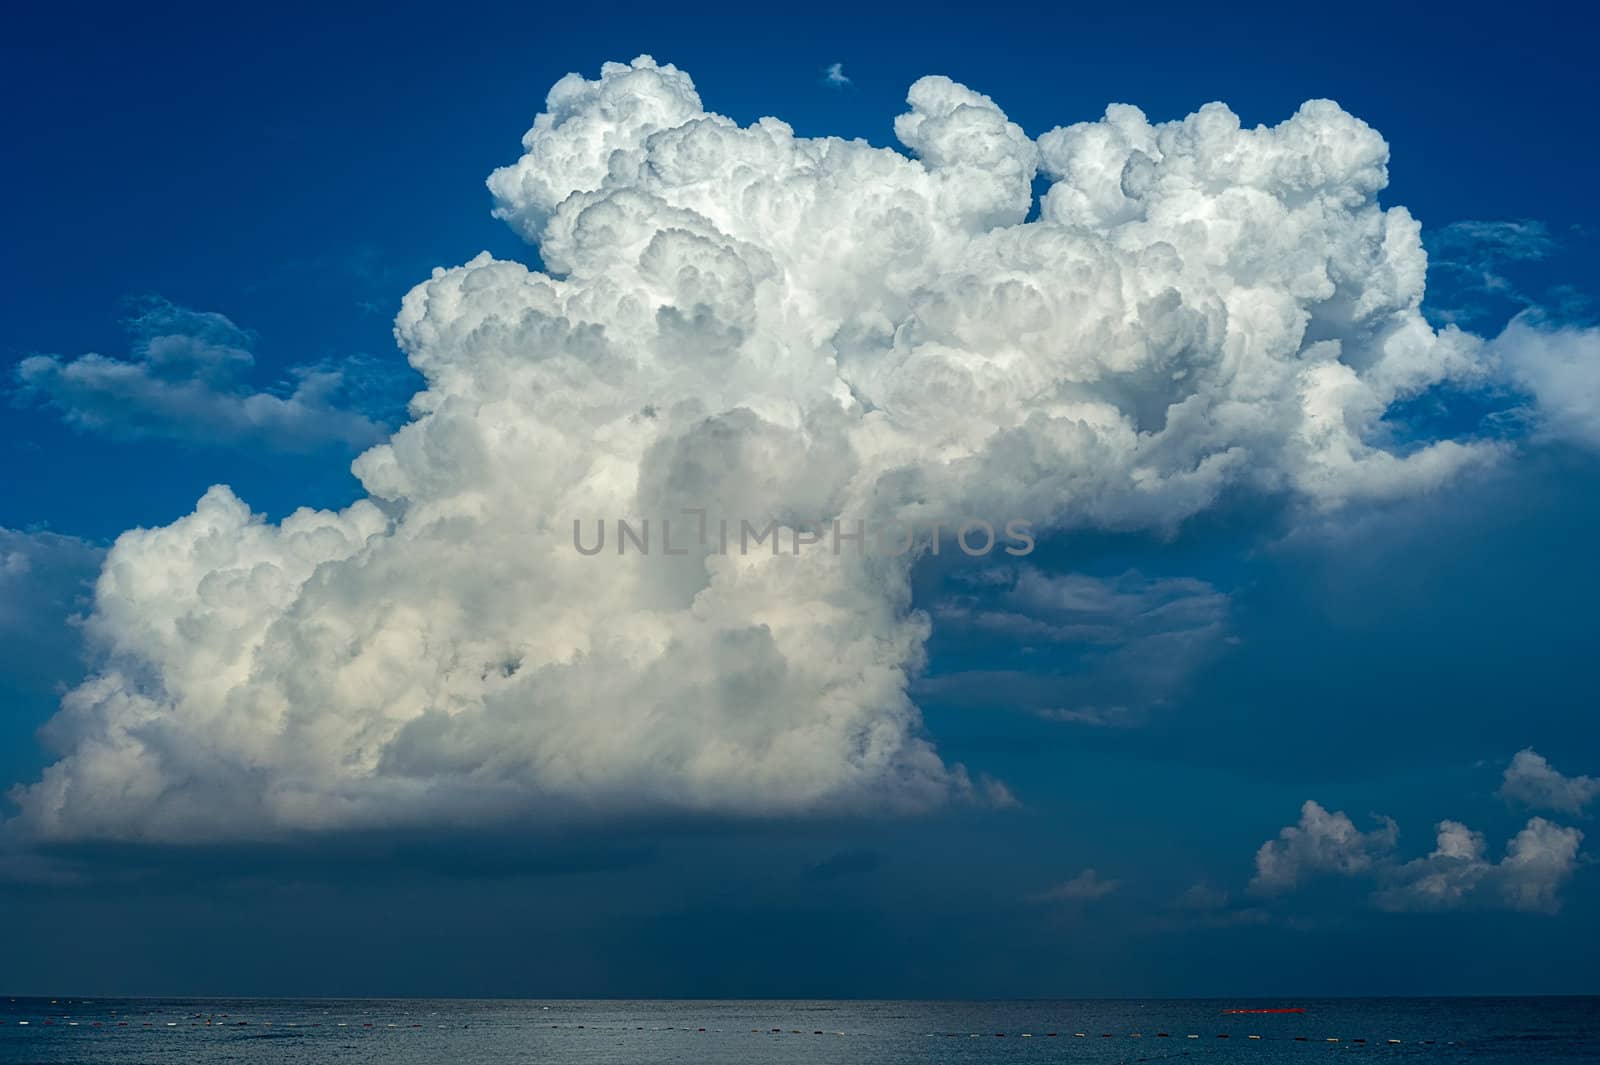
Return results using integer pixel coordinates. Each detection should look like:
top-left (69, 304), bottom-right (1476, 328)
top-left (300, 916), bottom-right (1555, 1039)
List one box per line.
top-left (1492, 317), bottom-right (1600, 450)
top-left (1434, 220), bottom-right (1557, 263)
top-left (1499, 748), bottom-right (1600, 815)
top-left (1495, 817), bottom-right (1586, 913)
top-left (824, 62), bottom-right (851, 88)
top-left (15, 299), bottom-right (392, 451)
top-left (1033, 868), bottom-right (1119, 903)
top-left (1370, 819), bottom-right (1489, 911)
top-left (3, 57), bottom-right (1562, 842)
top-left (1374, 817), bottom-right (1585, 914)
top-left (1254, 801), bottom-right (1586, 914)
top-left (1250, 800), bottom-right (1398, 895)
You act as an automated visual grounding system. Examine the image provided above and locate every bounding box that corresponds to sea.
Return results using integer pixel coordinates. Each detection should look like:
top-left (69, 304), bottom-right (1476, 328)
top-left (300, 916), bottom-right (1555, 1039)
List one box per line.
top-left (0, 997), bottom-right (1594, 1063)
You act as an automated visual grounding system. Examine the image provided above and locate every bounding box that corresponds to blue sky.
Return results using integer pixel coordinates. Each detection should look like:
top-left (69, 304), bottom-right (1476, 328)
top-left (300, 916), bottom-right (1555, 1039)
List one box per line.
top-left (2, 0), bottom-right (1598, 996)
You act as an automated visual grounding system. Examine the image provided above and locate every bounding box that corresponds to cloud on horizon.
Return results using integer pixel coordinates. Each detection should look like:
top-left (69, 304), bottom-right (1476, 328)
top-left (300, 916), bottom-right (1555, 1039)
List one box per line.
top-left (1252, 793), bottom-right (1586, 915)
top-left (1250, 800), bottom-right (1399, 895)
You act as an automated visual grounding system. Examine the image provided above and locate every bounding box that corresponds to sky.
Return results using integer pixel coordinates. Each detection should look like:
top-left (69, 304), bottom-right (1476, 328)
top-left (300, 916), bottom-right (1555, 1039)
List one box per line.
top-left (2, 0), bottom-right (1598, 997)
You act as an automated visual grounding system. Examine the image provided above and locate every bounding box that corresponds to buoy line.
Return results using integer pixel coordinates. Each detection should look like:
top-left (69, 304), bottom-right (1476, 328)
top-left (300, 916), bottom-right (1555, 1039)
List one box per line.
top-left (0, 1014), bottom-right (1468, 1046)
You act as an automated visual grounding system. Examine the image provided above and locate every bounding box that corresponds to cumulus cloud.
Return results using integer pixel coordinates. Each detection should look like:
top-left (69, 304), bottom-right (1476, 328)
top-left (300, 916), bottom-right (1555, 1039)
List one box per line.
top-left (14, 299), bottom-right (394, 451)
top-left (1499, 748), bottom-right (1600, 815)
top-left (823, 62), bottom-right (851, 88)
top-left (1250, 800), bottom-right (1399, 895)
top-left (1254, 801), bottom-right (1586, 914)
top-left (1374, 817), bottom-right (1585, 914)
top-left (1033, 868), bottom-right (1119, 903)
top-left (1491, 317), bottom-right (1600, 450)
top-left (4, 56), bottom-right (1560, 842)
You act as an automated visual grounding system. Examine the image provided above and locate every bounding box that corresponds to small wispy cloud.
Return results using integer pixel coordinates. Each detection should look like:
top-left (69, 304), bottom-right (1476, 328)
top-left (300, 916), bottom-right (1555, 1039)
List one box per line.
top-left (1032, 868), bottom-right (1120, 904)
top-left (925, 567), bottom-right (1233, 727)
top-left (1425, 218), bottom-right (1570, 325)
top-left (823, 62), bottom-right (851, 88)
top-left (13, 297), bottom-right (410, 452)
top-left (1433, 219), bottom-right (1557, 264)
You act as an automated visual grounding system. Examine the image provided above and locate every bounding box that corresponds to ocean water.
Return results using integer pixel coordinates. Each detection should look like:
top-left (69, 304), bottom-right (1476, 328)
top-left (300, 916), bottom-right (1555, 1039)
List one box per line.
top-left (0, 997), bottom-right (1594, 1063)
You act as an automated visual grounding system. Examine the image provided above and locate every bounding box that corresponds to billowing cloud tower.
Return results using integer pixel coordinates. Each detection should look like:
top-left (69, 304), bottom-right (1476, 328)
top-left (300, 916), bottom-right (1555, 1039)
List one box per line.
top-left (13, 57), bottom-right (1502, 842)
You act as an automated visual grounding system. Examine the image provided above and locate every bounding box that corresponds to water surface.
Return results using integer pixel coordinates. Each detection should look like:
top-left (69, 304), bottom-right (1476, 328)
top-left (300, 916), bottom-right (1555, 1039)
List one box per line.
top-left (2, 997), bottom-right (1594, 1063)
